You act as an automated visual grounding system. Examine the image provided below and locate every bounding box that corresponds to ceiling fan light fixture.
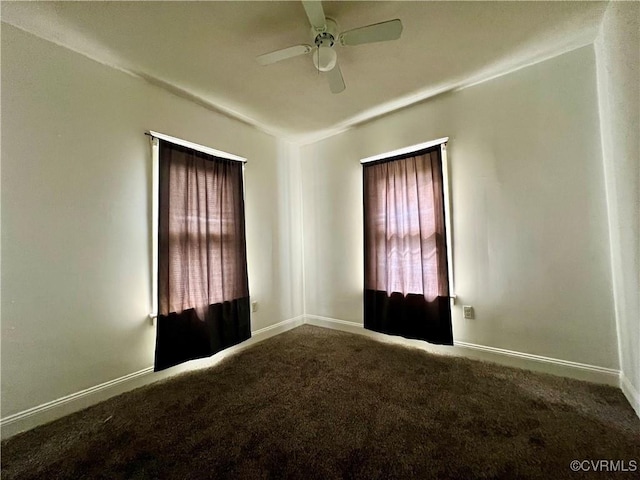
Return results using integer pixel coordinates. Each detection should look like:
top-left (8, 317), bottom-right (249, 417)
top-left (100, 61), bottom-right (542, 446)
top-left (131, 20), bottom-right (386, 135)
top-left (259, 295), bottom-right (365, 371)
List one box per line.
top-left (313, 46), bottom-right (337, 72)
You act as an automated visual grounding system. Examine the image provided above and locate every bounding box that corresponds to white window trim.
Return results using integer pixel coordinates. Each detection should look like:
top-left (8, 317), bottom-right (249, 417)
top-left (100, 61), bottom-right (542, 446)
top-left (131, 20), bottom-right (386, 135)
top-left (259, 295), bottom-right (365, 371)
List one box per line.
top-left (360, 137), bottom-right (456, 302)
top-left (150, 137), bottom-right (159, 323)
top-left (440, 142), bottom-right (456, 303)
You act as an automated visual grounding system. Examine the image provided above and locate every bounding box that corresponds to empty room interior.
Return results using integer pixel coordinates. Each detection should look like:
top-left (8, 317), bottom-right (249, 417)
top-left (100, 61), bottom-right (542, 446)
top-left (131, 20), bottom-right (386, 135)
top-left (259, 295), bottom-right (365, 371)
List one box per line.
top-left (1, 1), bottom-right (639, 478)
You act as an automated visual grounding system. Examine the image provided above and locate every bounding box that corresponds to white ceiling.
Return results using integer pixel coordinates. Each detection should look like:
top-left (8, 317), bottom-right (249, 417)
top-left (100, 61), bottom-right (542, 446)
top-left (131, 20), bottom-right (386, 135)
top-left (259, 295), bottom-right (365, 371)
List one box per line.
top-left (1, 1), bottom-right (608, 143)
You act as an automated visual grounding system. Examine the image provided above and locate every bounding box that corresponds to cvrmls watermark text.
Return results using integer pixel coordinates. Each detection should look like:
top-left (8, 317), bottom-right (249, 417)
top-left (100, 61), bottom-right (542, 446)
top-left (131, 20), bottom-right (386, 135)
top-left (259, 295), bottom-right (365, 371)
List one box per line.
top-left (570, 460), bottom-right (637, 472)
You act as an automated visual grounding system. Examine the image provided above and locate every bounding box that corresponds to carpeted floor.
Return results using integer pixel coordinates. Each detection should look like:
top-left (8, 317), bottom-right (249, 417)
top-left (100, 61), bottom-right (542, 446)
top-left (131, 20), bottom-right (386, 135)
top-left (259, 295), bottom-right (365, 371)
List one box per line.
top-left (2, 325), bottom-right (639, 479)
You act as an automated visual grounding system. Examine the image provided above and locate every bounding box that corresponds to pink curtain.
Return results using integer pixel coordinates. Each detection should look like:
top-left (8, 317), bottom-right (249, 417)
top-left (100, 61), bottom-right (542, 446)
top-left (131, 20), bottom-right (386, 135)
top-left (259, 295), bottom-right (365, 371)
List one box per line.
top-left (159, 145), bottom-right (248, 318)
top-left (363, 146), bottom-right (452, 344)
top-left (156, 140), bottom-right (250, 370)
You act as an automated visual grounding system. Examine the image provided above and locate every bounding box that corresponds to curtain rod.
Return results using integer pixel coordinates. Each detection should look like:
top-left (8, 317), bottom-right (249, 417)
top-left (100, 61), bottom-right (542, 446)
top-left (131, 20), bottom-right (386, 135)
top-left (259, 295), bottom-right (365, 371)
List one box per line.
top-left (360, 137), bottom-right (449, 164)
top-left (145, 131), bottom-right (247, 163)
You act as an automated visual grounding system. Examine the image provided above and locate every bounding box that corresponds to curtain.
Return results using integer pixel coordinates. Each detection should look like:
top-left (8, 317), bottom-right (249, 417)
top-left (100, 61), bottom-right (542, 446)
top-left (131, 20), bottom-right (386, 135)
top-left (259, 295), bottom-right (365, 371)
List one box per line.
top-left (155, 140), bottom-right (250, 371)
top-left (363, 146), bottom-right (453, 345)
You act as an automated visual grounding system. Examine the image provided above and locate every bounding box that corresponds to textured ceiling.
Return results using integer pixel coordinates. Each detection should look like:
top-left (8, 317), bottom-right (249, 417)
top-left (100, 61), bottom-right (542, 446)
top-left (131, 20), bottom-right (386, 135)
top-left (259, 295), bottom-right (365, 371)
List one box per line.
top-left (1, 1), bottom-right (608, 143)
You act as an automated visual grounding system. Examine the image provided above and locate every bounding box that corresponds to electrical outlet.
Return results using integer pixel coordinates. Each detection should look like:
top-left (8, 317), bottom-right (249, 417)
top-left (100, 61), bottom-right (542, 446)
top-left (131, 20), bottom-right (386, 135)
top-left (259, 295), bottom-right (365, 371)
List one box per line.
top-left (251, 301), bottom-right (258, 313)
top-left (463, 305), bottom-right (474, 319)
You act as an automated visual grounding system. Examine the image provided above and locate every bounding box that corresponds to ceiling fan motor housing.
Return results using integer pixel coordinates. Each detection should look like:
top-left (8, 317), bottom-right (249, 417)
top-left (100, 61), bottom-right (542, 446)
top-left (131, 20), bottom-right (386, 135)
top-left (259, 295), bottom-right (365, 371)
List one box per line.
top-left (312, 18), bottom-right (339, 71)
top-left (311, 17), bottom-right (339, 47)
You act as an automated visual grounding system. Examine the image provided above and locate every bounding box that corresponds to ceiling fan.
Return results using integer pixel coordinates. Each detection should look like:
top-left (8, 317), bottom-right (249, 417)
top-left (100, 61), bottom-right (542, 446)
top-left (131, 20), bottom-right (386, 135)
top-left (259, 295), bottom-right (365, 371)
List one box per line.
top-left (256, 0), bottom-right (403, 94)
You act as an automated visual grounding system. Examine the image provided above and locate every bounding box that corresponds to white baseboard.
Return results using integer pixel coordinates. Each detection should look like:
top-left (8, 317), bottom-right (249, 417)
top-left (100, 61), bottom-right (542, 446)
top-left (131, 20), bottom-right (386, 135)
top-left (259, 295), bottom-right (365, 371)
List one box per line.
top-left (1, 366), bottom-right (156, 441)
top-left (620, 372), bottom-right (640, 418)
top-left (0, 315), bottom-right (304, 440)
top-left (305, 315), bottom-right (366, 335)
top-left (453, 340), bottom-right (620, 386)
top-left (3, 313), bottom-right (634, 440)
top-left (304, 315), bottom-right (621, 387)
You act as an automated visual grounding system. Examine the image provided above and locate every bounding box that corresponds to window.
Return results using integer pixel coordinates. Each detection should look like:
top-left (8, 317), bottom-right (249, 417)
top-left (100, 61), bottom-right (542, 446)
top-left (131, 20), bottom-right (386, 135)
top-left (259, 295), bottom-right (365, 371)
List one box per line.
top-left (151, 133), bottom-right (250, 371)
top-left (362, 141), bottom-right (453, 345)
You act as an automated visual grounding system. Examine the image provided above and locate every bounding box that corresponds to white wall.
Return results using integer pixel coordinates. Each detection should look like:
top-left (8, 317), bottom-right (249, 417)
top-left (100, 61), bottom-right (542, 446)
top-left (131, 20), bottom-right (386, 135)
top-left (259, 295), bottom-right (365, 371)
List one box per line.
top-left (1, 24), bottom-right (303, 419)
top-left (301, 45), bottom-right (619, 370)
top-left (595, 1), bottom-right (640, 415)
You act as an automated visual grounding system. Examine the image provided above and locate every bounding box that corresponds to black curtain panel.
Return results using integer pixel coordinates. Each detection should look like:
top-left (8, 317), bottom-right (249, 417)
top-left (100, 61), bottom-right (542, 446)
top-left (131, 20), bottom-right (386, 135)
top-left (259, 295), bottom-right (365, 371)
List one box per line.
top-left (363, 145), bottom-right (453, 345)
top-left (155, 140), bottom-right (250, 371)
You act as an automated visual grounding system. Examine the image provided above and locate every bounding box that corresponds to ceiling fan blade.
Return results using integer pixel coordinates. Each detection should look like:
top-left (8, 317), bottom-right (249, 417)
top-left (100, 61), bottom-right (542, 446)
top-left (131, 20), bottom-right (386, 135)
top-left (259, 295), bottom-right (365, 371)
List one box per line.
top-left (302, 0), bottom-right (326, 31)
top-left (340, 19), bottom-right (403, 46)
top-left (327, 63), bottom-right (345, 94)
top-left (256, 45), bottom-right (312, 66)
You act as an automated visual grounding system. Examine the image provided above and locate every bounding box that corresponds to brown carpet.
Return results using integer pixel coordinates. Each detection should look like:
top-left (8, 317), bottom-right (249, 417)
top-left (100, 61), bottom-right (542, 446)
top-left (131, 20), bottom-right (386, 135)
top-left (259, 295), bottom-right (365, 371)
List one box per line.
top-left (2, 325), bottom-right (639, 479)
